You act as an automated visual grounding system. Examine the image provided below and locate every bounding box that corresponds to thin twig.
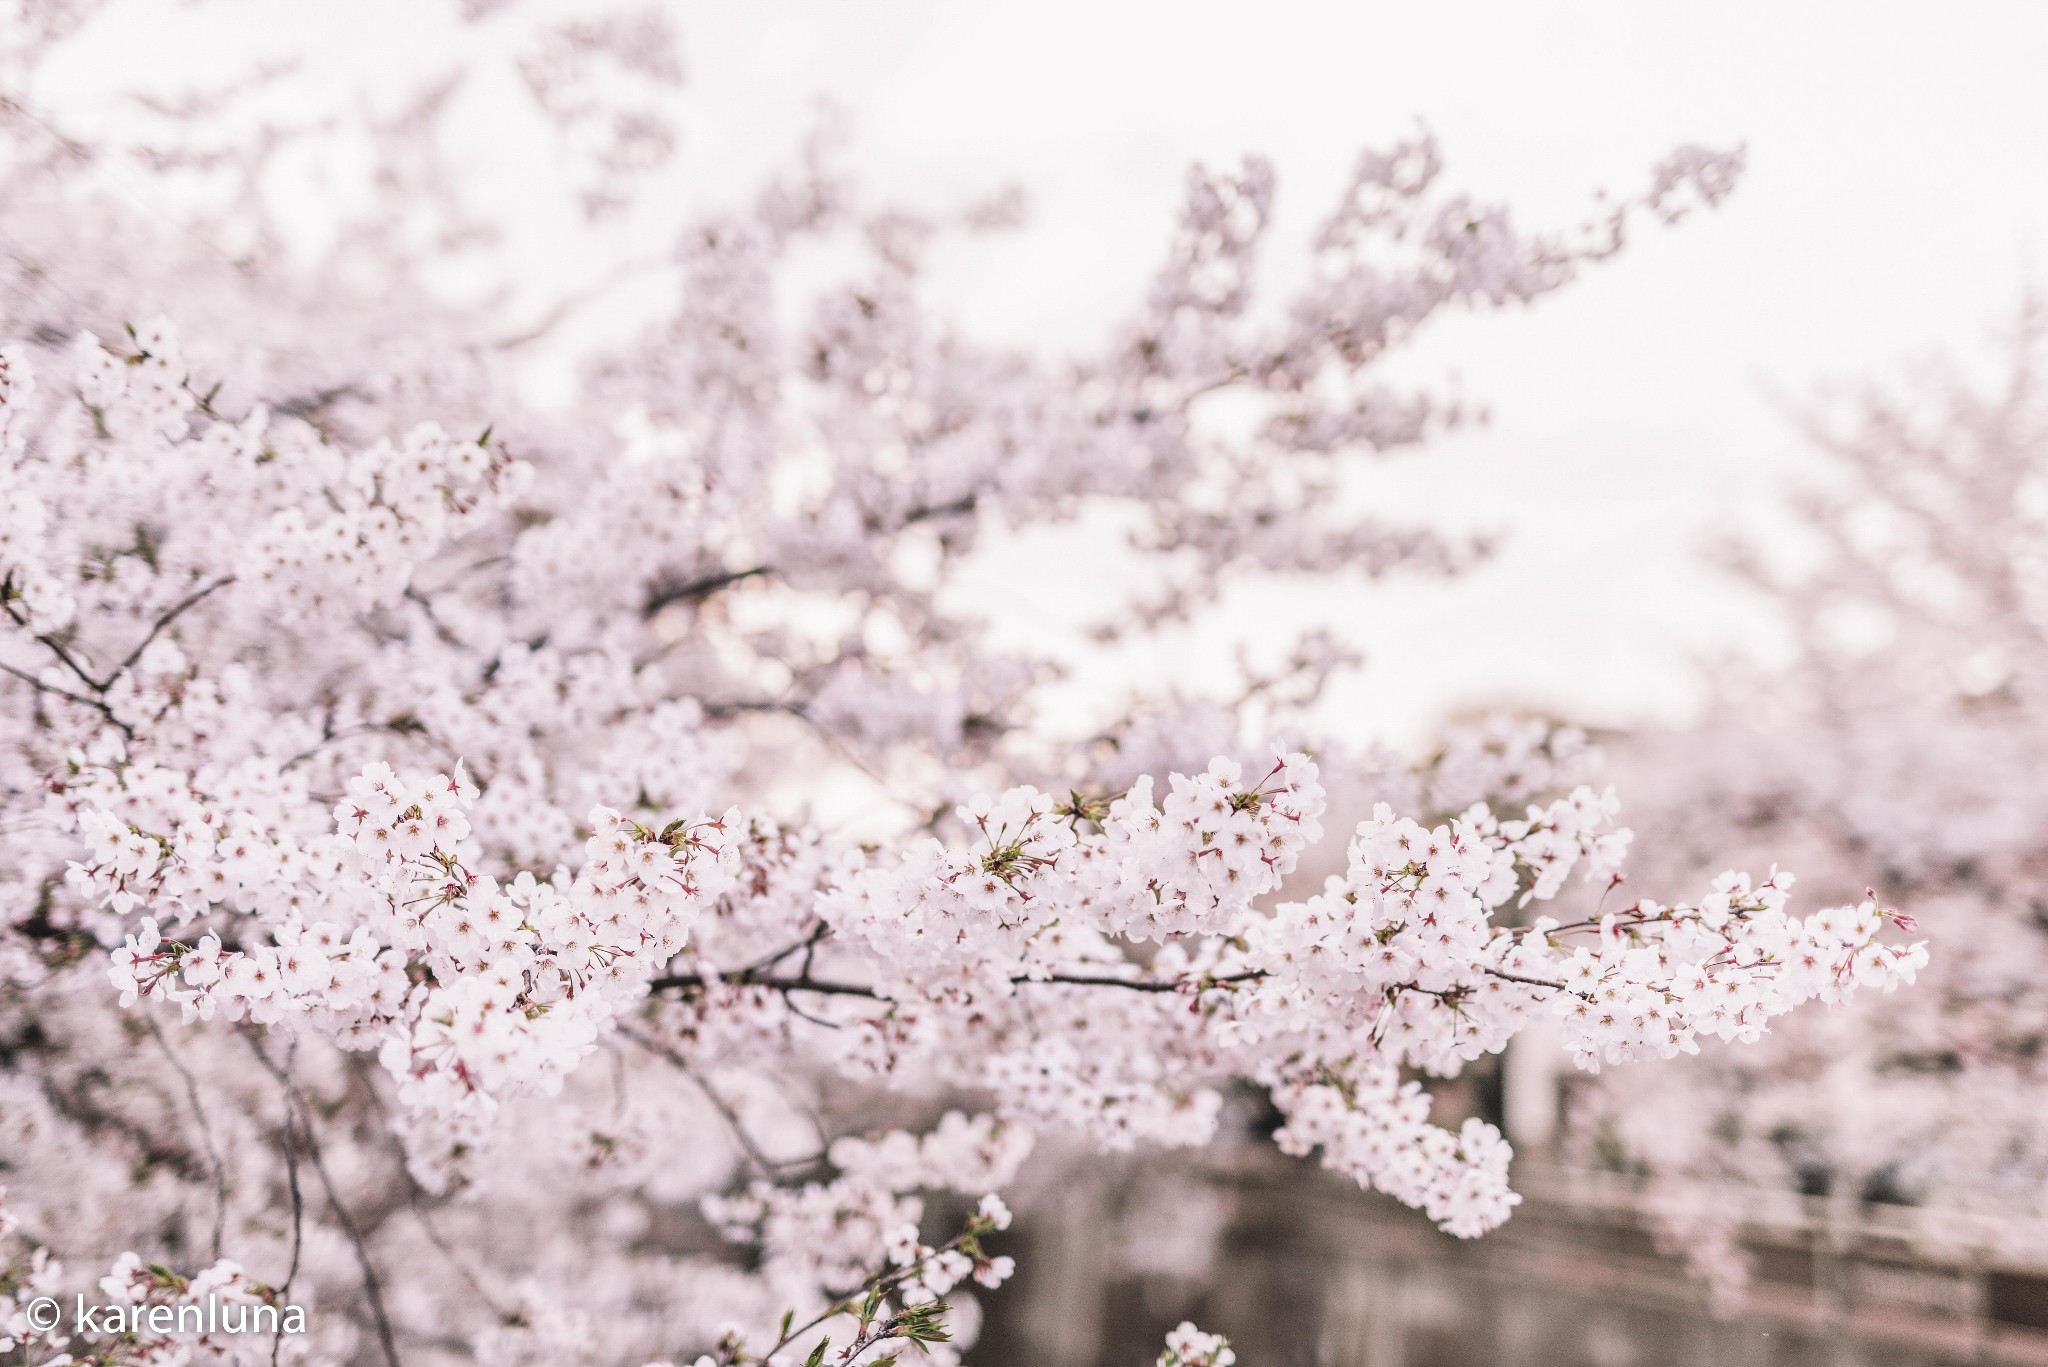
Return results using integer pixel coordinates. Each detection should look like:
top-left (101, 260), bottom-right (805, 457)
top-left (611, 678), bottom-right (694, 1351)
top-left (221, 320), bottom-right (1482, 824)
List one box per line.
top-left (2, 596), bottom-right (105, 696)
top-left (405, 1194), bottom-right (505, 1318)
top-left (781, 996), bottom-right (843, 1030)
top-left (353, 1070), bottom-right (507, 1318)
top-left (146, 1013), bottom-right (228, 1261)
top-left (748, 1225), bottom-right (979, 1367)
top-left (104, 575), bottom-right (234, 688)
top-left (294, 1100), bottom-right (401, 1367)
top-left (0, 657), bottom-right (128, 733)
top-left (1479, 966), bottom-right (1575, 993)
top-left (272, 1106), bottom-right (303, 1367)
top-left (243, 1032), bottom-right (401, 1367)
top-left (617, 1025), bottom-right (823, 1181)
top-left (278, 1107), bottom-right (303, 1291)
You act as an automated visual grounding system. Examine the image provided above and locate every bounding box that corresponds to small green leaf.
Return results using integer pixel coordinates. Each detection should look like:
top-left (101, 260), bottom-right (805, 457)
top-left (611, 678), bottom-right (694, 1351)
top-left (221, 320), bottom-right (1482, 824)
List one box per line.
top-left (779, 1310), bottom-right (794, 1340)
top-left (899, 1305), bottom-right (952, 1346)
top-left (803, 1336), bottom-right (829, 1367)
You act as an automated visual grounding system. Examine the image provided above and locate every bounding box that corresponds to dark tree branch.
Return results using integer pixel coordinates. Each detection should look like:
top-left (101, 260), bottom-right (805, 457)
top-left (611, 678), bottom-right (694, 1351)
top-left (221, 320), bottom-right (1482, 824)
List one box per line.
top-left (0, 657), bottom-right (130, 736)
top-left (643, 564), bottom-right (769, 617)
top-left (648, 969), bottom-right (881, 999)
top-left (901, 492), bottom-right (978, 525)
top-left (1020, 969), bottom-right (1266, 993)
top-left (1480, 966), bottom-right (1574, 993)
top-left (2, 594), bottom-right (105, 696)
top-left (647, 965), bottom-right (1267, 999)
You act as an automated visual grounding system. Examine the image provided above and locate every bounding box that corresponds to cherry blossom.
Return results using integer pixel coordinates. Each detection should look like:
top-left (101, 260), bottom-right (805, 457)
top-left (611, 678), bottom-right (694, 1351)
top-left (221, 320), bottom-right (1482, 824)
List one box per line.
top-left (0, 5), bottom-right (1917, 1363)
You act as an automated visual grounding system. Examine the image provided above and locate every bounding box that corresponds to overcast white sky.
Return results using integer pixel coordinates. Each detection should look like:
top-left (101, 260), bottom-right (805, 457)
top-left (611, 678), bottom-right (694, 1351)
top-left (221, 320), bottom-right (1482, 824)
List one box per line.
top-left (44, 1), bottom-right (2048, 747)
top-left (663, 2), bottom-right (2048, 745)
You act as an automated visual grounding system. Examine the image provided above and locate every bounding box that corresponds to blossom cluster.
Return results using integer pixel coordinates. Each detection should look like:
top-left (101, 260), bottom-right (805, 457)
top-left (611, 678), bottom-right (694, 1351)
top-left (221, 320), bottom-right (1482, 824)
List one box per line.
top-left (0, 34), bottom-right (1834, 1359)
top-left (40, 499), bottom-right (1922, 1255)
top-left (823, 752), bottom-right (1324, 1005)
top-left (702, 1113), bottom-right (1030, 1295)
top-left (2, 1189), bottom-right (277, 1367)
top-left (1158, 1321), bottom-right (1237, 1367)
top-left (68, 748), bottom-right (744, 1187)
top-left (1543, 875), bottom-right (1926, 1068)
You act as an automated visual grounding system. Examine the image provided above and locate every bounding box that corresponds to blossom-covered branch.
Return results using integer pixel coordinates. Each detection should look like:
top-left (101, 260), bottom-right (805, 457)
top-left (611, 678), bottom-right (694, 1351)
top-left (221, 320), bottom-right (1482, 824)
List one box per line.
top-left (0, 9), bottom-right (1884, 1357)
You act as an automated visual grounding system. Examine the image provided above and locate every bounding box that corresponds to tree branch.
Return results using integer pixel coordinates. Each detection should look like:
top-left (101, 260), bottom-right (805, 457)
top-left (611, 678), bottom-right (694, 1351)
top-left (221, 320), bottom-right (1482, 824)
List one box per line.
top-left (104, 574), bottom-right (234, 688)
top-left (647, 966), bottom-right (1266, 999)
top-left (617, 1025), bottom-right (824, 1181)
top-left (146, 1012), bottom-right (229, 1262)
top-left (244, 1032), bottom-right (400, 1367)
top-left (643, 564), bottom-right (769, 617)
top-left (0, 656), bottom-right (131, 736)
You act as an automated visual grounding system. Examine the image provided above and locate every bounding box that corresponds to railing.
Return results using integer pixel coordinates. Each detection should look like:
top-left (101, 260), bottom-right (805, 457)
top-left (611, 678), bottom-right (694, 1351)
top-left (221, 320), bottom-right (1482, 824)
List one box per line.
top-left (978, 1152), bottom-right (2048, 1367)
